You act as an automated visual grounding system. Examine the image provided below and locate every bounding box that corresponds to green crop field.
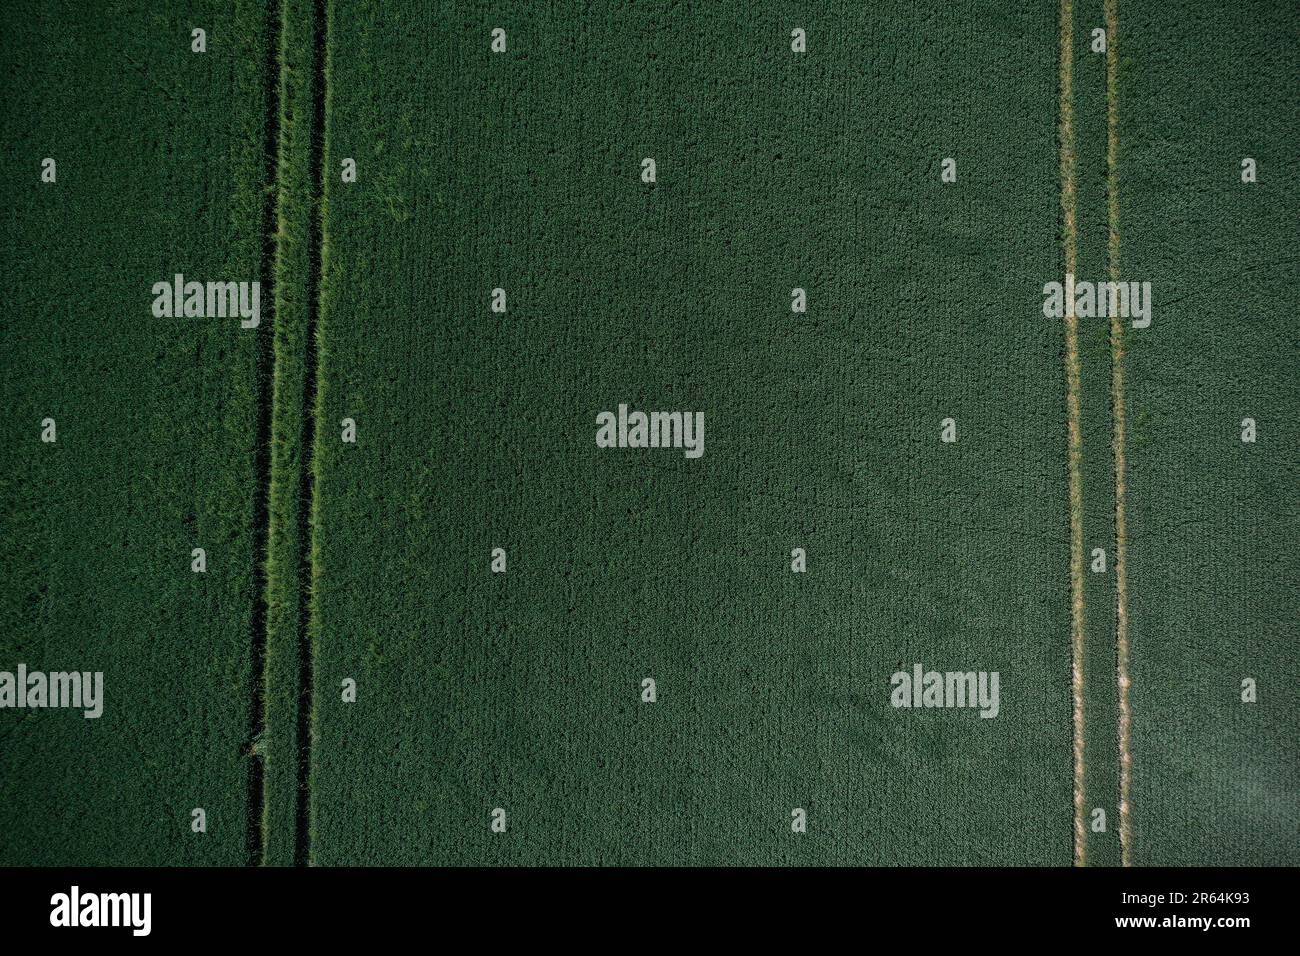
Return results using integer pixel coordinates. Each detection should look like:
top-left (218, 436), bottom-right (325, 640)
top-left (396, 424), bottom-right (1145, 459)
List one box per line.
top-left (1, 0), bottom-right (1294, 868)
top-left (1, 1), bottom-right (273, 865)
top-left (1118, 0), bottom-right (1300, 865)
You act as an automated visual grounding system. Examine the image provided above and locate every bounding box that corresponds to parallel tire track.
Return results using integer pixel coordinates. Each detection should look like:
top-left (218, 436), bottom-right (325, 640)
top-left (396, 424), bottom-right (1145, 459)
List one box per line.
top-left (247, 0), bottom-right (284, 867)
top-left (1059, 0), bottom-right (1088, 868)
top-left (258, 0), bottom-right (330, 866)
top-left (1105, 0), bottom-right (1133, 868)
